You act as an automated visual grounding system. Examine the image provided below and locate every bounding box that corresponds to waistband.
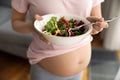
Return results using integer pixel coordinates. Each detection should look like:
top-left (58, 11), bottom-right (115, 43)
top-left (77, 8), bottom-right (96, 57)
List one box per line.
top-left (30, 64), bottom-right (83, 80)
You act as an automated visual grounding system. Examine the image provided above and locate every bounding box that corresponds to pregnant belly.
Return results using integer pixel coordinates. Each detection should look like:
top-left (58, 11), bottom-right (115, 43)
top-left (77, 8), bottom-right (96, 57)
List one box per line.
top-left (38, 43), bottom-right (91, 77)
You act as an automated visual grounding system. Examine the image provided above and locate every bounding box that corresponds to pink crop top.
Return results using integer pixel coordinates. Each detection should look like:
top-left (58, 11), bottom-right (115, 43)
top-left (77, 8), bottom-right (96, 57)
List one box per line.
top-left (12, 0), bottom-right (104, 64)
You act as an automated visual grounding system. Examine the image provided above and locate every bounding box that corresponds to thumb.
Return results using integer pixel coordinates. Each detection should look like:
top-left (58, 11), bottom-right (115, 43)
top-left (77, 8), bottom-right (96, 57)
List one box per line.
top-left (35, 14), bottom-right (43, 21)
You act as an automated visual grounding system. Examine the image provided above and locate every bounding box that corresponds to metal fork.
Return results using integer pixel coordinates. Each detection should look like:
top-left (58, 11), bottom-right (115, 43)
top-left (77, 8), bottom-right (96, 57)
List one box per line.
top-left (70, 16), bottom-right (120, 30)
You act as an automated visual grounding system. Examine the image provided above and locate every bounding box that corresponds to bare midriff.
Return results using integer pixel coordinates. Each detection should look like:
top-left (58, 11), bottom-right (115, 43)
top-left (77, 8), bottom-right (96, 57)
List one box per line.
top-left (38, 43), bottom-right (91, 77)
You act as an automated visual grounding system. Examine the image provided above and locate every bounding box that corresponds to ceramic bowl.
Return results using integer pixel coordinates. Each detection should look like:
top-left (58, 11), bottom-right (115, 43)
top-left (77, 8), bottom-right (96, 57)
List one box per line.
top-left (34, 14), bottom-right (92, 46)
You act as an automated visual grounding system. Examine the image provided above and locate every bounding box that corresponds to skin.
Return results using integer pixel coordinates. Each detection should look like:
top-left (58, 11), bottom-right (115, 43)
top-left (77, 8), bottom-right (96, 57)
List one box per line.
top-left (12, 4), bottom-right (108, 77)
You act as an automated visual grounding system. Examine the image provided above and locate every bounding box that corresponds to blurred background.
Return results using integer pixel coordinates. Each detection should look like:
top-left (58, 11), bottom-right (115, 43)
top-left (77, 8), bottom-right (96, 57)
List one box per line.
top-left (0, 0), bottom-right (120, 80)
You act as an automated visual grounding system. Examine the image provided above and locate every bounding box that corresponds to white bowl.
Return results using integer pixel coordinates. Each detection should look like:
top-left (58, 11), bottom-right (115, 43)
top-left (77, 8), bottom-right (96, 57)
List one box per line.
top-left (34, 14), bottom-right (92, 46)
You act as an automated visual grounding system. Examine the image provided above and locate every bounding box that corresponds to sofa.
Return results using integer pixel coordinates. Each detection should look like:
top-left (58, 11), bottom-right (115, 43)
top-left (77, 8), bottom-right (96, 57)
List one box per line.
top-left (0, 0), bottom-right (32, 58)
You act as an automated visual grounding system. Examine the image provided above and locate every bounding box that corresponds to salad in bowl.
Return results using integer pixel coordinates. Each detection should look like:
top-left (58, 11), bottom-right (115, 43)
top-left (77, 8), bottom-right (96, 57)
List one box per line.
top-left (34, 14), bottom-right (92, 46)
top-left (43, 16), bottom-right (86, 37)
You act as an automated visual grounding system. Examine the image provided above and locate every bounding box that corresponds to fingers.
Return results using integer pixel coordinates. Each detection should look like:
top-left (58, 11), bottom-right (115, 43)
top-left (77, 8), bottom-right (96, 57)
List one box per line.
top-left (93, 21), bottom-right (108, 30)
top-left (38, 33), bottom-right (50, 44)
top-left (87, 16), bottom-right (102, 22)
top-left (91, 21), bottom-right (108, 35)
top-left (98, 18), bottom-right (104, 22)
top-left (87, 16), bottom-right (109, 35)
top-left (91, 29), bottom-right (100, 35)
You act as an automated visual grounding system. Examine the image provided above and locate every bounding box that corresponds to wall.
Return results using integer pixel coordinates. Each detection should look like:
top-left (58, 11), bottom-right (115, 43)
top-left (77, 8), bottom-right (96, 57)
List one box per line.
top-left (101, 0), bottom-right (120, 50)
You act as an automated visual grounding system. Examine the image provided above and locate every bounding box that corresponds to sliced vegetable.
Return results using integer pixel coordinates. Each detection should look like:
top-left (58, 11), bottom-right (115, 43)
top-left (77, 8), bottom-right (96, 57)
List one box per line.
top-left (43, 16), bottom-right (86, 37)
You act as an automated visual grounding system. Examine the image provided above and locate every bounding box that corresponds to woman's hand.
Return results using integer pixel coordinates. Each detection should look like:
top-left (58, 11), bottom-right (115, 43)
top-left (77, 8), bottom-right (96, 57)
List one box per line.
top-left (32, 14), bottom-right (43, 34)
top-left (33, 14), bottom-right (49, 44)
top-left (87, 16), bottom-right (108, 35)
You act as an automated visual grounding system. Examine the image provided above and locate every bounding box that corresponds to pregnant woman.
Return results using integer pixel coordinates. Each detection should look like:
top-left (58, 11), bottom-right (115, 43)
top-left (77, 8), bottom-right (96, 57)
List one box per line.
top-left (11, 0), bottom-right (108, 80)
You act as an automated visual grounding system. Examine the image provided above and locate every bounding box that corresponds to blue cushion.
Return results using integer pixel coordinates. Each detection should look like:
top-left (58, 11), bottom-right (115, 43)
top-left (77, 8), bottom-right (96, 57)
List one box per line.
top-left (0, 7), bottom-right (11, 25)
top-left (0, 0), bottom-right (11, 7)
